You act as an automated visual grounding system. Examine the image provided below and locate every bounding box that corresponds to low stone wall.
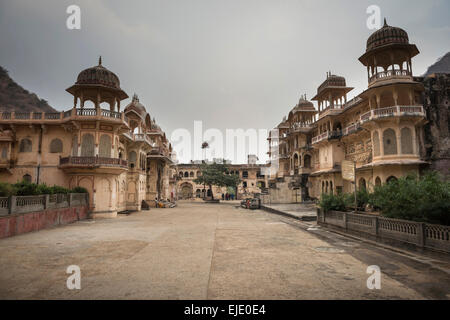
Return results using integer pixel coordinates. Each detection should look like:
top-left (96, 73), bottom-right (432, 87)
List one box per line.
top-left (0, 206), bottom-right (88, 239)
top-left (317, 209), bottom-right (450, 254)
top-left (0, 193), bottom-right (89, 239)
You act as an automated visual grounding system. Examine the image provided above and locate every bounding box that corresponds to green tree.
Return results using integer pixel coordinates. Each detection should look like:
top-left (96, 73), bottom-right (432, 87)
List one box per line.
top-left (194, 162), bottom-right (240, 200)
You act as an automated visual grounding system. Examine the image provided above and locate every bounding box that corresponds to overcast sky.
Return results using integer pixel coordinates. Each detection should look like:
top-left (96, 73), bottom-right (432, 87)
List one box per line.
top-left (0, 0), bottom-right (449, 163)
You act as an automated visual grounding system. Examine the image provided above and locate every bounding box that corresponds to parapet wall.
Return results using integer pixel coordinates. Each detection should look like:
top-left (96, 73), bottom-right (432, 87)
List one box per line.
top-left (0, 193), bottom-right (89, 239)
top-left (317, 209), bottom-right (450, 254)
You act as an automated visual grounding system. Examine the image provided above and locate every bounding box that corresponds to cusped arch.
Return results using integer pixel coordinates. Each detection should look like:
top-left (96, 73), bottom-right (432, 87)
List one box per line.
top-left (99, 134), bottom-right (112, 157)
top-left (383, 128), bottom-right (397, 155)
top-left (50, 138), bottom-right (63, 153)
top-left (401, 127), bottom-right (413, 154)
top-left (81, 133), bottom-right (95, 156)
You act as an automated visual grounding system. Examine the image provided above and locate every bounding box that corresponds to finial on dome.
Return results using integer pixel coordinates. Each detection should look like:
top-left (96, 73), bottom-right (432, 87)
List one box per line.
top-left (383, 18), bottom-right (388, 27)
top-left (132, 93), bottom-right (139, 102)
top-left (98, 56), bottom-right (102, 66)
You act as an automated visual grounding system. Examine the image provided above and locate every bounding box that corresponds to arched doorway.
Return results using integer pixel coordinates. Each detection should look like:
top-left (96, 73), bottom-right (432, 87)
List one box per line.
top-left (180, 183), bottom-right (193, 199)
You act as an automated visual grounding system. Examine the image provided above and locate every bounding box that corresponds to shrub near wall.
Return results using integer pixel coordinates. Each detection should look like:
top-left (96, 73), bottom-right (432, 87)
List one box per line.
top-left (369, 172), bottom-right (450, 226)
top-left (319, 172), bottom-right (450, 226)
top-left (0, 181), bottom-right (88, 197)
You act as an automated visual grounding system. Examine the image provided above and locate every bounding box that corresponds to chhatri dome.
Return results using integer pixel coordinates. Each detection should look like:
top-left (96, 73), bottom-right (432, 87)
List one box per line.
top-left (66, 57), bottom-right (129, 109)
top-left (366, 18), bottom-right (410, 52)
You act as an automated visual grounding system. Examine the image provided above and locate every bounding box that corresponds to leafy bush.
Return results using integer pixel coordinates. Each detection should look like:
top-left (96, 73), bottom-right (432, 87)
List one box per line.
top-left (71, 186), bottom-right (88, 194)
top-left (319, 192), bottom-right (352, 212)
top-left (0, 182), bottom-right (16, 197)
top-left (3, 181), bottom-right (73, 196)
top-left (13, 181), bottom-right (39, 195)
top-left (356, 188), bottom-right (370, 209)
top-left (35, 183), bottom-right (53, 195)
top-left (49, 185), bottom-right (70, 194)
top-left (368, 171), bottom-right (450, 225)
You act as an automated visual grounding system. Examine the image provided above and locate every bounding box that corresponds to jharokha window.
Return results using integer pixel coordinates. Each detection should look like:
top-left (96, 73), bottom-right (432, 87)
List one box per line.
top-left (49, 138), bottom-right (63, 153)
top-left (383, 129), bottom-right (397, 155)
top-left (19, 138), bottom-right (32, 152)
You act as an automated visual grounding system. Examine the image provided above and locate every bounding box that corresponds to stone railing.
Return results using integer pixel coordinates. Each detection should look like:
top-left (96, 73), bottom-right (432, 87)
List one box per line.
top-left (369, 69), bottom-right (411, 84)
top-left (360, 105), bottom-right (425, 123)
top-left (0, 193), bottom-right (89, 216)
top-left (59, 156), bottom-right (128, 168)
top-left (0, 108), bottom-right (127, 123)
top-left (312, 131), bottom-right (330, 144)
top-left (290, 122), bottom-right (313, 133)
top-left (318, 209), bottom-right (450, 253)
top-left (311, 130), bottom-right (342, 144)
top-left (342, 122), bottom-right (361, 136)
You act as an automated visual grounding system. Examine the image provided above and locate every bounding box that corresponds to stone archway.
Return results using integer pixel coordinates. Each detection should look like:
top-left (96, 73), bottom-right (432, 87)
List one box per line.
top-left (180, 183), bottom-right (193, 199)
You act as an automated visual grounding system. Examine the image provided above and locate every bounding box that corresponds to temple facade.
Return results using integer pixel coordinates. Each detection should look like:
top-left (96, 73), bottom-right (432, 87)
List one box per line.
top-left (266, 20), bottom-right (442, 203)
top-left (173, 159), bottom-right (269, 200)
top-left (0, 58), bottom-right (174, 218)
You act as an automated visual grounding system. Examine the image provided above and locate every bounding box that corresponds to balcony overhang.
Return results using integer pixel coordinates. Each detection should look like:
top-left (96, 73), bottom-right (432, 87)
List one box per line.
top-left (58, 156), bottom-right (128, 174)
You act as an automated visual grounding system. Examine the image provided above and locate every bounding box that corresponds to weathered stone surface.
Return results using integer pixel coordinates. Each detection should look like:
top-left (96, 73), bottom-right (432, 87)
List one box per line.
top-left (420, 73), bottom-right (450, 176)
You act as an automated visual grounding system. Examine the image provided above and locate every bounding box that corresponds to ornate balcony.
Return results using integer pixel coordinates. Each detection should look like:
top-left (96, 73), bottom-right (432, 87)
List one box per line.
top-left (59, 156), bottom-right (128, 173)
top-left (369, 69), bottom-right (412, 87)
top-left (311, 130), bottom-right (342, 145)
top-left (0, 108), bottom-right (129, 126)
top-left (342, 122), bottom-right (361, 136)
top-left (360, 105), bottom-right (425, 124)
top-left (289, 122), bottom-right (313, 134)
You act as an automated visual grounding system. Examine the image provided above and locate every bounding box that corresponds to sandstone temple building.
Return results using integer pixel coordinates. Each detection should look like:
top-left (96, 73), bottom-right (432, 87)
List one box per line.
top-left (173, 156), bottom-right (269, 200)
top-left (266, 20), bottom-right (449, 203)
top-left (0, 58), bottom-right (174, 218)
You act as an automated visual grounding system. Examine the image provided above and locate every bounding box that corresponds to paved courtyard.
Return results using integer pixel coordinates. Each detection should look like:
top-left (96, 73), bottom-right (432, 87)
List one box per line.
top-left (0, 201), bottom-right (449, 299)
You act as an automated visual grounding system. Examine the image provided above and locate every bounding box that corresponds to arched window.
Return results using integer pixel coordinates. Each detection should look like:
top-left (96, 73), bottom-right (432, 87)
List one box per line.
top-left (243, 171), bottom-right (248, 178)
top-left (72, 135), bottom-right (78, 156)
top-left (190, 171), bottom-right (194, 177)
top-left (23, 174), bottom-right (32, 183)
top-left (184, 171), bottom-right (189, 177)
top-left (81, 134), bottom-right (95, 156)
top-left (401, 127), bottom-right (413, 154)
top-left (243, 181), bottom-right (247, 188)
top-left (49, 138), bottom-right (63, 153)
top-left (375, 177), bottom-right (381, 186)
top-left (383, 129), bottom-right (397, 155)
top-left (1, 147), bottom-right (7, 159)
top-left (359, 178), bottom-right (366, 190)
top-left (19, 138), bottom-right (32, 152)
top-left (179, 171), bottom-right (183, 177)
top-left (372, 131), bottom-right (380, 157)
top-left (128, 151), bottom-right (137, 168)
top-left (386, 176), bottom-right (397, 184)
top-left (99, 134), bottom-right (112, 157)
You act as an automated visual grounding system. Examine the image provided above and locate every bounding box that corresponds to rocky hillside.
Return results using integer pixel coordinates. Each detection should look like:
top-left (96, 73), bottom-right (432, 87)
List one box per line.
top-left (0, 66), bottom-right (56, 113)
top-left (424, 52), bottom-right (450, 77)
